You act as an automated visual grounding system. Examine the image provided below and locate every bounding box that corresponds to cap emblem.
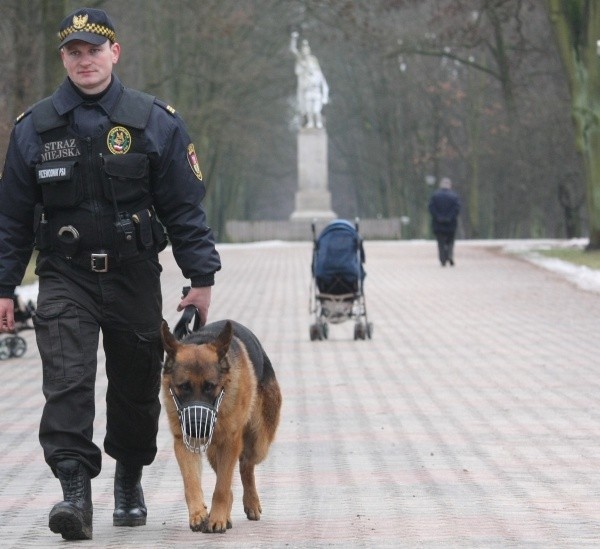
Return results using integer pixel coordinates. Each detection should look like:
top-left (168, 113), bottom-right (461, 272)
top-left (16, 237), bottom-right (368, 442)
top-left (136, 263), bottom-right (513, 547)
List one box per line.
top-left (73, 14), bottom-right (88, 30)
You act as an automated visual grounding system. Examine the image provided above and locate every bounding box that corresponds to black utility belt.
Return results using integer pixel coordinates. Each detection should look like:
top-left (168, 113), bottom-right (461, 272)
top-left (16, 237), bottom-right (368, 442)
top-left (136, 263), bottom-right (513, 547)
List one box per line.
top-left (35, 207), bottom-right (168, 260)
top-left (65, 249), bottom-right (155, 273)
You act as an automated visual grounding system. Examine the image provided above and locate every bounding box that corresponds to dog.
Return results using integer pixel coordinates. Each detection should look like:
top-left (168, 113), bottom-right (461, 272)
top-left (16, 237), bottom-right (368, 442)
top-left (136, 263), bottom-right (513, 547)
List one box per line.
top-left (160, 319), bottom-right (282, 533)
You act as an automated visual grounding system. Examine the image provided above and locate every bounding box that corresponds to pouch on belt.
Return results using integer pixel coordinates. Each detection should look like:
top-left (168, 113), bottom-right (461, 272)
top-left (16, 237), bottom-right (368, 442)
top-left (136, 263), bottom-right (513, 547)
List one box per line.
top-left (132, 209), bottom-right (153, 250)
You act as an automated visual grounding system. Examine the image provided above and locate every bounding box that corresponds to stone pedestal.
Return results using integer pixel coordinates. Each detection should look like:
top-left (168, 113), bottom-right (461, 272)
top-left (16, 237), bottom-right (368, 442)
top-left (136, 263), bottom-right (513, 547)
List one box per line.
top-left (290, 128), bottom-right (336, 221)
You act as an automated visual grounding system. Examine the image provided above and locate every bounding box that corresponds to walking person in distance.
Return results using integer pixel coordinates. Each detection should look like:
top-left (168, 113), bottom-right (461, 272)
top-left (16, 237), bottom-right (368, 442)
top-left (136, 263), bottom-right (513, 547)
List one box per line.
top-left (428, 177), bottom-right (461, 267)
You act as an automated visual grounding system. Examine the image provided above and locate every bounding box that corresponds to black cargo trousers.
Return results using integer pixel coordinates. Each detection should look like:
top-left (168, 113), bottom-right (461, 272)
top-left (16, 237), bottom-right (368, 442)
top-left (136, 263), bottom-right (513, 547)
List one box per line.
top-left (33, 253), bottom-right (164, 479)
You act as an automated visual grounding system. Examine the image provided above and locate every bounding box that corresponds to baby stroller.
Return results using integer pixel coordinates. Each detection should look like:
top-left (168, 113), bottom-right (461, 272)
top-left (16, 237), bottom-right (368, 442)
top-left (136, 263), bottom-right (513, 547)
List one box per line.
top-left (0, 294), bottom-right (35, 360)
top-left (309, 218), bottom-right (373, 340)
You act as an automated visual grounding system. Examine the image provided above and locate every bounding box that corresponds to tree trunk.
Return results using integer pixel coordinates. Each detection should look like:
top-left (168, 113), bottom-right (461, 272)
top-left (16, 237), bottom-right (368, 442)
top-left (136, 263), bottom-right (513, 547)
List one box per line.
top-left (42, 0), bottom-right (67, 96)
top-left (547, 0), bottom-right (600, 248)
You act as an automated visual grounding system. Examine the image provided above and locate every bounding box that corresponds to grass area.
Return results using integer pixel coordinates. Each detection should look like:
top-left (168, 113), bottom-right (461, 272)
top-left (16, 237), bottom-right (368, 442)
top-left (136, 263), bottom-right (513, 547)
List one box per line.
top-left (538, 247), bottom-right (600, 270)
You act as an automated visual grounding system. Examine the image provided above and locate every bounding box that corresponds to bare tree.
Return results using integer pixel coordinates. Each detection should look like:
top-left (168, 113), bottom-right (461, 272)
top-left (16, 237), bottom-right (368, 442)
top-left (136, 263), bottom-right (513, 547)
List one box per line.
top-left (0, 0), bottom-right (587, 242)
top-left (547, 0), bottom-right (600, 248)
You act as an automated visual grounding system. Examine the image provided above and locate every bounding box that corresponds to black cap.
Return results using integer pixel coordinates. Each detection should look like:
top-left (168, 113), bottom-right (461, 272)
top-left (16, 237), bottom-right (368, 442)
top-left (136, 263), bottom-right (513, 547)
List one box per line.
top-left (58, 8), bottom-right (116, 48)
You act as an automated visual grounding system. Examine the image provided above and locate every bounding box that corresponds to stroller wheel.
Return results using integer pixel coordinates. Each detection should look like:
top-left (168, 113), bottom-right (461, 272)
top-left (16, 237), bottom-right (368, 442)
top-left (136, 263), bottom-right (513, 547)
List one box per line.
top-left (10, 336), bottom-right (27, 358)
top-left (321, 323), bottom-right (329, 340)
top-left (354, 323), bottom-right (365, 340)
top-left (366, 322), bottom-right (374, 339)
top-left (310, 324), bottom-right (320, 341)
top-left (0, 338), bottom-right (11, 360)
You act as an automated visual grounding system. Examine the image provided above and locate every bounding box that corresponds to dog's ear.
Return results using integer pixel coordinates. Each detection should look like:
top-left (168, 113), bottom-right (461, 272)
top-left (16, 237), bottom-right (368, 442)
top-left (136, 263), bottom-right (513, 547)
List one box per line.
top-left (160, 320), bottom-right (179, 359)
top-left (214, 320), bottom-right (233, 363)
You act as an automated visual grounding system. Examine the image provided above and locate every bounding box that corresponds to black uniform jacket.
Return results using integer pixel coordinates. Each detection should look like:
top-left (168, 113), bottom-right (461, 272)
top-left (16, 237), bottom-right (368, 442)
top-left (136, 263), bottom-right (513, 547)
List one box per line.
top-left (0, 75), bottom-right (221, 298)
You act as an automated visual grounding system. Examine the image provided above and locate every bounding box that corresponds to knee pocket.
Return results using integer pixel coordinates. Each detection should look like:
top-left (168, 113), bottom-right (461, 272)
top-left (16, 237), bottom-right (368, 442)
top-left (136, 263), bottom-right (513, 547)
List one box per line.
top-left (105, 328), bottom-right (163, 399)
top-left (34, 302), bottom-right (85, 382)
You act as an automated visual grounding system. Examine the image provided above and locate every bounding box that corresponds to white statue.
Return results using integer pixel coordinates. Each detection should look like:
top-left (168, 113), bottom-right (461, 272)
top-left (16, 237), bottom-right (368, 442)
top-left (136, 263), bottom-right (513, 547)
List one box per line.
top-left (290, 32), bottom-right (329, 129)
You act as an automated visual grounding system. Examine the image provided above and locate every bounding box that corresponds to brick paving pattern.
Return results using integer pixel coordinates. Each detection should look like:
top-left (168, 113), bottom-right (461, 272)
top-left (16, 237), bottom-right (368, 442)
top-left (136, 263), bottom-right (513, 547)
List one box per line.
top-left (0, 241), bottom-right (599, 547)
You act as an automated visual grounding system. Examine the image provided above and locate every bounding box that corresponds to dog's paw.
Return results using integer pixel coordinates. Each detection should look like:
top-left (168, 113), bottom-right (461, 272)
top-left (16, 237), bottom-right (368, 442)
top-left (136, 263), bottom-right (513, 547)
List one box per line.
top-left (244, 497), bottom-right (262, 521)
top-left (244, 505), bottom-right (262, 521)
top-left (189, 509), bottom-right (208, 532)
top-left (201, 515), bottom-right (230, 534)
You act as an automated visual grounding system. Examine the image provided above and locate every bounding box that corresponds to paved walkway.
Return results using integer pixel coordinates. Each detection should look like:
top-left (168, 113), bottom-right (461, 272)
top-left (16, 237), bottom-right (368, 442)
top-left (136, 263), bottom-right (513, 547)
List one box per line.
top-left (0, 240), bottom-right (599, 548)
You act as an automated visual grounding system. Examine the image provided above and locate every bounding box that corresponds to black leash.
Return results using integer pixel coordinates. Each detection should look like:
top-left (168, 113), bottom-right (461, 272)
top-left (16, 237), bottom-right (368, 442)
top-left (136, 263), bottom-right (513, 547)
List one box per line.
top-left (173, 286), bottom-right (201, 340)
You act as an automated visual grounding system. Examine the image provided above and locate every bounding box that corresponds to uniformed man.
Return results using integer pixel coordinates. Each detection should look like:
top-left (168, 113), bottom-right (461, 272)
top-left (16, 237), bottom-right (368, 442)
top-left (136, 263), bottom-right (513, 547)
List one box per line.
top-left (0, 7), bottom-right (221, 541)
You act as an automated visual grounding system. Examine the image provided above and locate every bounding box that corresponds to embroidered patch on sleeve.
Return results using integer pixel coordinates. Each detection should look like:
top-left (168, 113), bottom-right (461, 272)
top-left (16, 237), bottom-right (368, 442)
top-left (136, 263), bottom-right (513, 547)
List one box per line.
top-left (187, 144), bottom-right (203, 180)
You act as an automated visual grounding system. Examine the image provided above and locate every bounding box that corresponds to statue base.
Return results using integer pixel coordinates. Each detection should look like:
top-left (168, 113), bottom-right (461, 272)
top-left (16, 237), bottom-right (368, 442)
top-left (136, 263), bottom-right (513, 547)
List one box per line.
top-left (289, 127), bottom-right (336, 220)
top-left (290, 207), bottom-right (336, 221)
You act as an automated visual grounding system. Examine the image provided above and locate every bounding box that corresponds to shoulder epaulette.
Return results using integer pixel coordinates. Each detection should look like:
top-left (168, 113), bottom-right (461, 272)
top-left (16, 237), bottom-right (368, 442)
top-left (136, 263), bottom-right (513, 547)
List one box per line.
top-left (14, 109), bottom-right (33, 125)
top-left (155, 98), bottom-right (177, 116)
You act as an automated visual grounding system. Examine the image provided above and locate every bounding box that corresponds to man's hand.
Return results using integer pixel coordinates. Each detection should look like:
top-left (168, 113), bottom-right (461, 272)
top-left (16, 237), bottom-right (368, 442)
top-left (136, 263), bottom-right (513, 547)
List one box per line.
top-left (177, 286), bottom-right (212, 327)
top-left (0, 297), bottom-right (15, 333)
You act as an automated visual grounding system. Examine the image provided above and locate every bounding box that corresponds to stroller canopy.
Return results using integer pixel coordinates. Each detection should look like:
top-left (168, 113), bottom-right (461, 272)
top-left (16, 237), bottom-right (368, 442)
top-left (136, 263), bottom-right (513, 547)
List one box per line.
top-left (313, 219), bottom-right (365, 293)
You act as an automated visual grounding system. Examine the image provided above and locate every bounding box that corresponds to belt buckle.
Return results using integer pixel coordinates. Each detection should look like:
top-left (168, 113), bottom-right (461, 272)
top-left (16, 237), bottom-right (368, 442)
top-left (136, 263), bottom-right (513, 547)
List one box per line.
top-left (90, 253), bottom-right (108, 273)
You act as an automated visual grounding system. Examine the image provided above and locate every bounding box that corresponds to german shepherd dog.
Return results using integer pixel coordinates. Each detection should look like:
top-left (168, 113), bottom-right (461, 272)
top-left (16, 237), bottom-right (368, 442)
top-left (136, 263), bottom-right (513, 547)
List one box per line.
top-left (160, 319), bottom-right (282, 533)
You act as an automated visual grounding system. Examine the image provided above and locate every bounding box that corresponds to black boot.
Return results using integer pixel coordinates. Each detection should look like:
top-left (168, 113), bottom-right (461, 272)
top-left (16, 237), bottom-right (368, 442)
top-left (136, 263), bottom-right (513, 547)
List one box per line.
top-left (113, 462), bottom-right (147, 527)
top-left (48, 459), bottom-right (93, 540)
